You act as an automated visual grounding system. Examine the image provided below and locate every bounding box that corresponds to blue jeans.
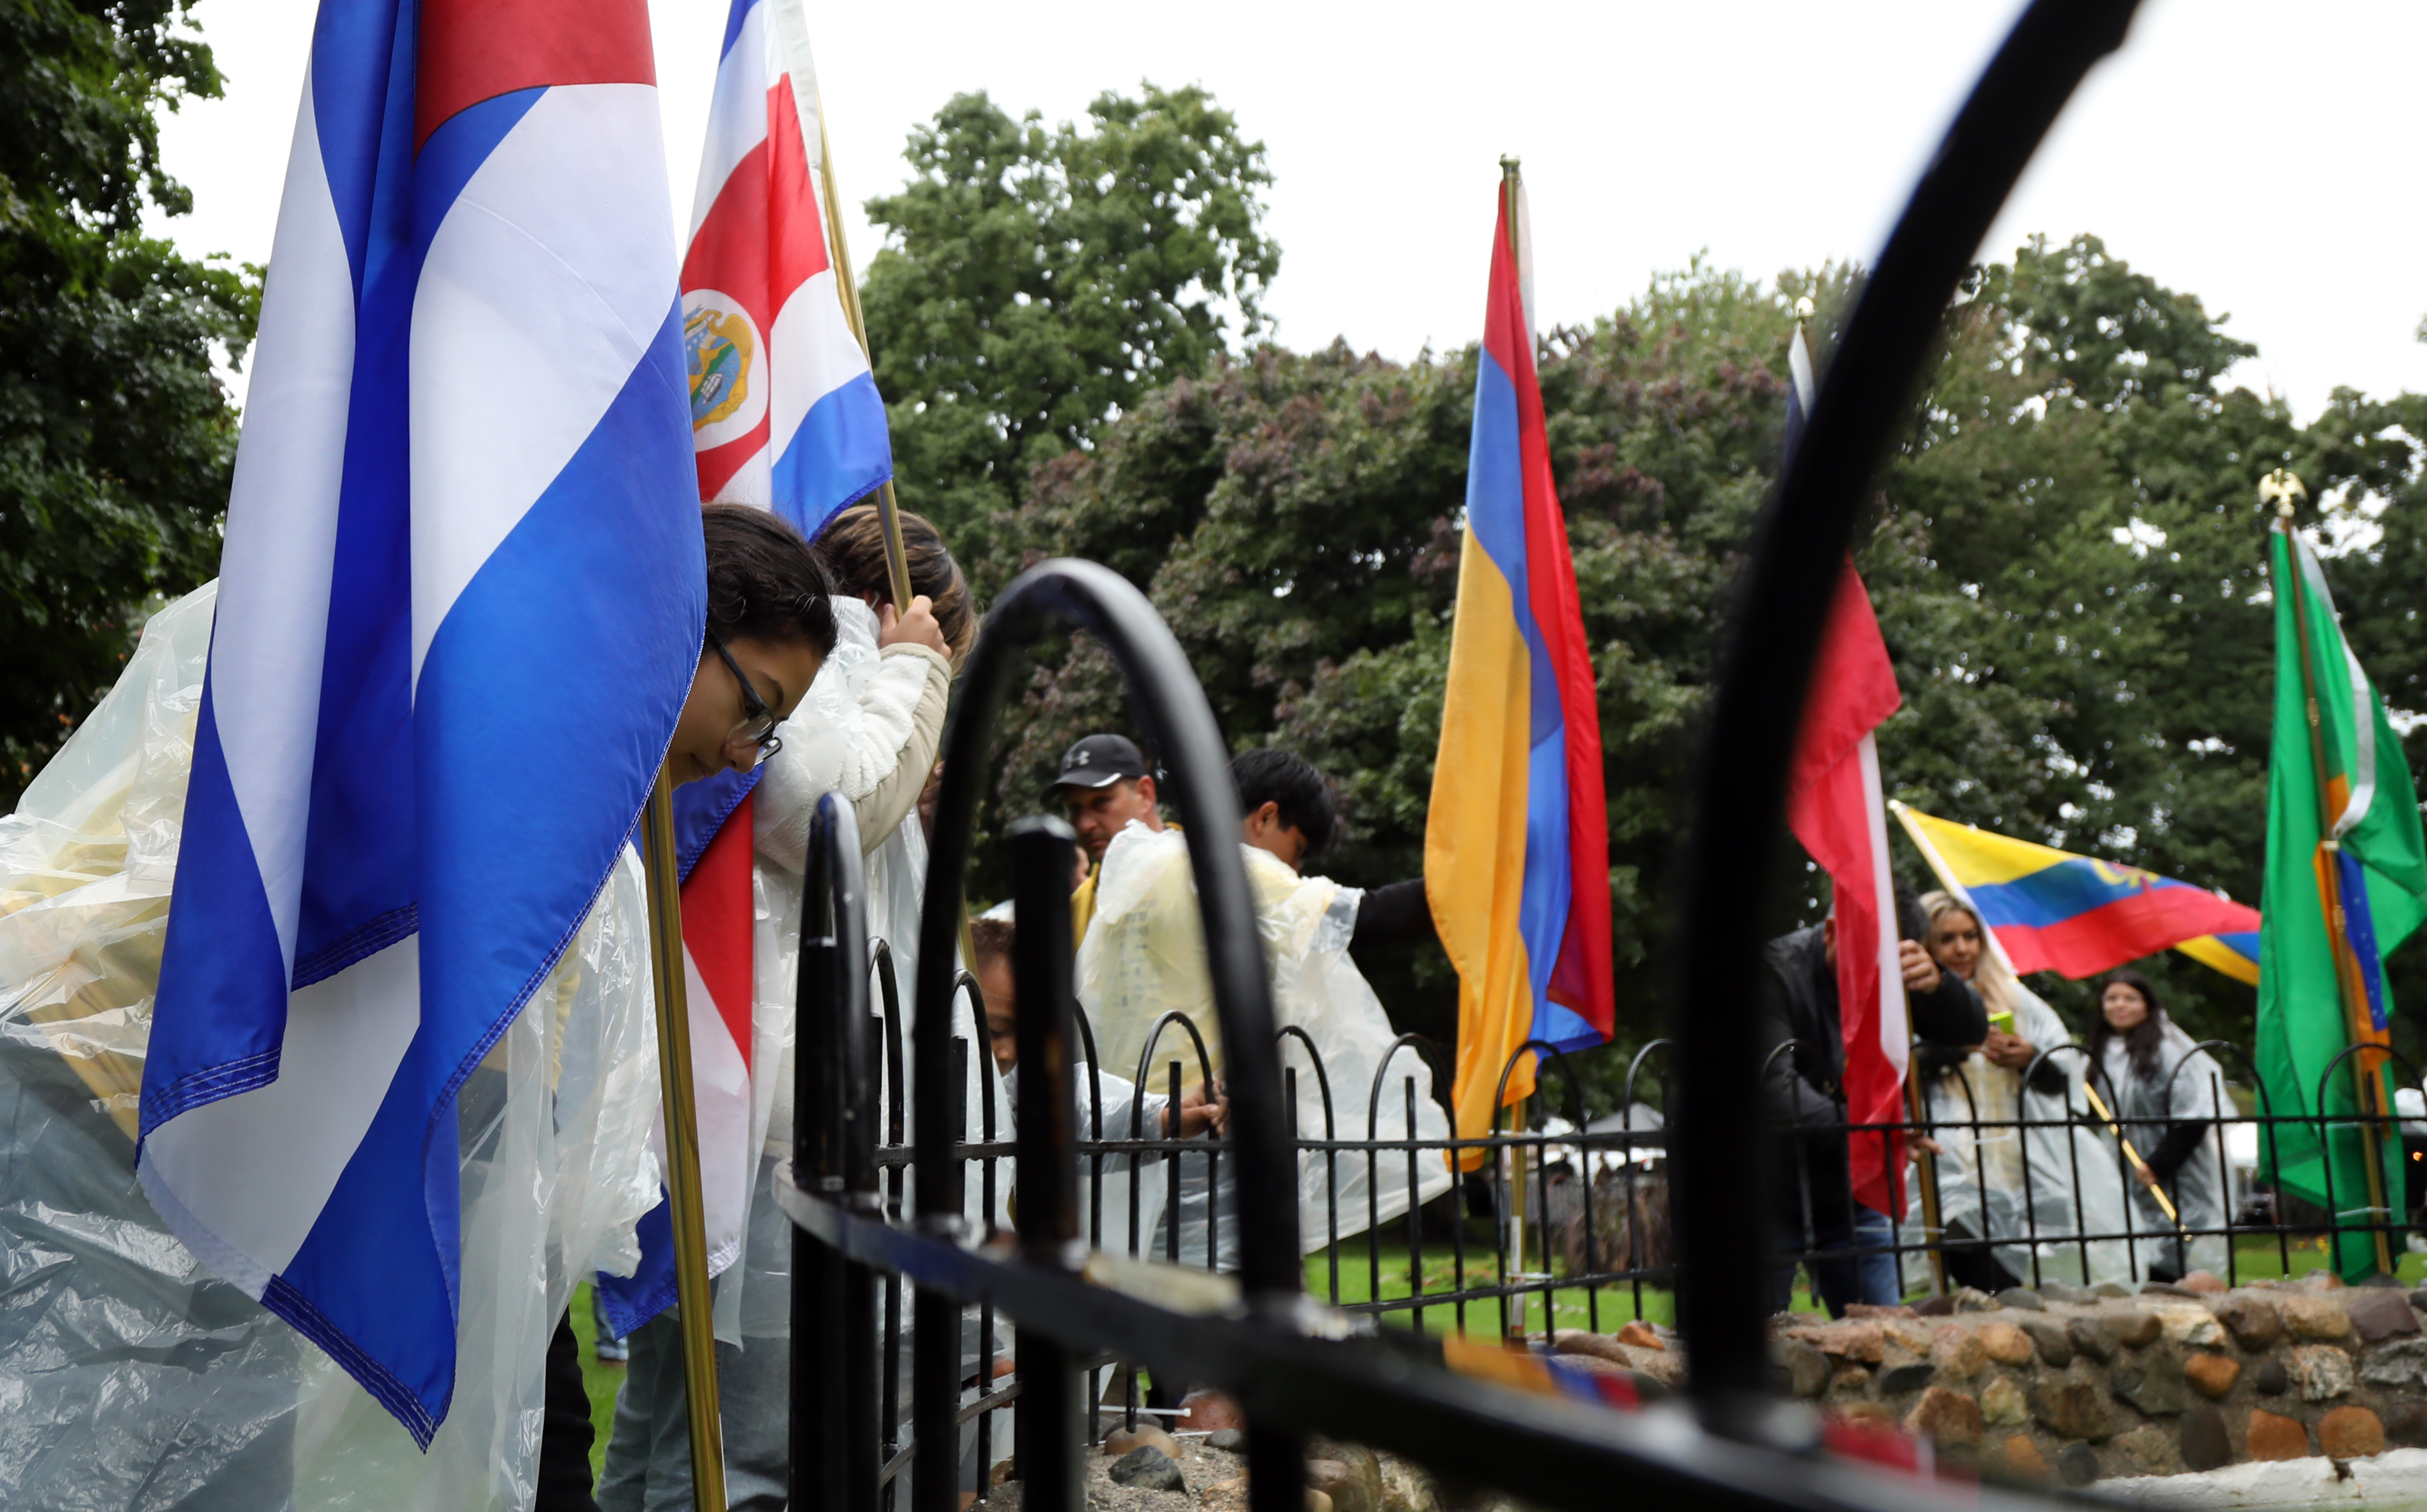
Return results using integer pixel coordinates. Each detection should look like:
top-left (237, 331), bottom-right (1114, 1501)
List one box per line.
top-left (1778, 1206), bottom-right (1902, 1317)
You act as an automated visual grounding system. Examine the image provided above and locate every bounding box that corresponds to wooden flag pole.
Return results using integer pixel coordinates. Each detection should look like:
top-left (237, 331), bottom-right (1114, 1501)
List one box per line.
top-left (640, 764), bottom-right (730, 1511)
top-left (2269, 473), bottom-right (2397, 1276)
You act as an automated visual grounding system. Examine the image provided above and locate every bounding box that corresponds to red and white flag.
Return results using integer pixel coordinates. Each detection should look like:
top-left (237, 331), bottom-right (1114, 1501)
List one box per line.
top-left (1786, 559), bottom-right (1909, 1218)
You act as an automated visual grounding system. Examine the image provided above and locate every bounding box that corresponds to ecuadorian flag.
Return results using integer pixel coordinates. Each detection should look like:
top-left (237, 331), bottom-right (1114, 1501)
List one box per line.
top-left (1427, 168), bottom-right (1612, 1165)
top-left (1893, 803), bottom-right (2261, 984)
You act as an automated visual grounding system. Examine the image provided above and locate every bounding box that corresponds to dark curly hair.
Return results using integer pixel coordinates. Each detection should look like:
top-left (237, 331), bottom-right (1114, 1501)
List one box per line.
top-left (703, 504), bottom-right (837, 656)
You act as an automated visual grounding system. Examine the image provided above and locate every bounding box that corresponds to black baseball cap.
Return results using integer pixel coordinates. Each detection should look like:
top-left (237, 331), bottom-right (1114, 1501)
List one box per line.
top-left (1047, 734), bottom-right (1150, 796)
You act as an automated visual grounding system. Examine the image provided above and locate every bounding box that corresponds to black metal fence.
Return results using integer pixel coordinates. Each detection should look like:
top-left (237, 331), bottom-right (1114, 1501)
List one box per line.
top-left (773, 3), bottom-right (2192, 1509)
top-left (827, 946), bottom-right (2421, 1504)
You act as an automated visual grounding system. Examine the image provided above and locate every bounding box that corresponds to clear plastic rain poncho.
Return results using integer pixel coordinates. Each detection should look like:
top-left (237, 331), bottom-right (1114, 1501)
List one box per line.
top-left (1077, 825), bottom-right (1453, 1267)
top-left (0, 583), bottom-right (664, 1511)
top-left (1904, 978), bottom-right (2131, 1286)
top-left (2096, 1017), bottom-right (2231, 1280)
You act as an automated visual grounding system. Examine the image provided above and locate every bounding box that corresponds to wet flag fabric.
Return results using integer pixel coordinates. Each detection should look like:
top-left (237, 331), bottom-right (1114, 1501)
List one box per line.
top-left (2256, 524), bottom-right (2427, 1280)
top-left (1892, 806), bottom-right (2263, 984)
top-left (682, 0), bottom-right (891, 537)
top-left (1781, 320), bottom-right (1909, 1220)
top-left (139, 0), bottom-right (700, 1444)
top-left (1427, 175), bottom-right (1613, 1165)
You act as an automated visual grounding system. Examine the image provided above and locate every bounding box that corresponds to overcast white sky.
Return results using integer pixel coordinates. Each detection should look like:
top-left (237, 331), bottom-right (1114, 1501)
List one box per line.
top-left (150, 0), bottom-right (2427, 421)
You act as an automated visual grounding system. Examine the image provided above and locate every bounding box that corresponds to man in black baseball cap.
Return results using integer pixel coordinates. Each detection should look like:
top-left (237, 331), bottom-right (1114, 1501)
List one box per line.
top-left (1045, 733), bottom-right (1166, 943)
top-left (1045, 734), bottom-right (1163, 867)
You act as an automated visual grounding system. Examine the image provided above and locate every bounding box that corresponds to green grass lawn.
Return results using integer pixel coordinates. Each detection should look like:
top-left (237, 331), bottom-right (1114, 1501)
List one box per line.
top-left (1300, 1232), bottom-right (2427, 1340)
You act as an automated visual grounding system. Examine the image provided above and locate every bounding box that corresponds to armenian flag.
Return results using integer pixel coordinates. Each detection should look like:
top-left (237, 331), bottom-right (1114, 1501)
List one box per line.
top-left (1892, 804), bottom-right (2261, 983)
top-left (1426, 166), bottom-right (1612, 1163)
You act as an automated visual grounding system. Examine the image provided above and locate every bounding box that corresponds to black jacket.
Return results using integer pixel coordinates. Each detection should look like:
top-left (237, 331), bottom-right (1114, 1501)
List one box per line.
top-left (1757, 926), bottom-right (1987, 1230)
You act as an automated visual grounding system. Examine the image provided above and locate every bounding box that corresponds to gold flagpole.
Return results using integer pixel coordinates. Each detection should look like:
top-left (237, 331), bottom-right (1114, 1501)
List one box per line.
top-left (641, 764), bottom-right (729, 1510)
top-left (2267, 471), bottom-right (2396, 1276)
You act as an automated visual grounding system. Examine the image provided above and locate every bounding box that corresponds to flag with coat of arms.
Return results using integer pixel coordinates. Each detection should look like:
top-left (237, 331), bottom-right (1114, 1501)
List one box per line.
top-left (597, 0), bottom-right (897, 1336)
top-left (682, 0), bottom-right (892, 537)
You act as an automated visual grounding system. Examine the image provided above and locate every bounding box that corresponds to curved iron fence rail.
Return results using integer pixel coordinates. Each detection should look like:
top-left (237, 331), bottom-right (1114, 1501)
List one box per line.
top-left (771, 1), bottom-right (2175, 1505)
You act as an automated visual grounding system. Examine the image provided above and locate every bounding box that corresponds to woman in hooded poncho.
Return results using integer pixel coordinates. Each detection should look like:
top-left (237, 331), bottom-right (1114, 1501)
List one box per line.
top-left (1910, 892), bottom-right (2131, 1288)
top-left (2088, 969), bottom-right (2231, 1281)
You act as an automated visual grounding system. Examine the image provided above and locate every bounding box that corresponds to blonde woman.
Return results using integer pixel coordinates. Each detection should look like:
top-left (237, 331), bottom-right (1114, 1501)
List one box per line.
top-left (1910, 893), bottom-right (2129, 1287)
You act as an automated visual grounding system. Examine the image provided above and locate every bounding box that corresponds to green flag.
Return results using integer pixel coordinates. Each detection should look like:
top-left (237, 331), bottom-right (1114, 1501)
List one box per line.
top-left (2255, 522), bottom-right (2427, 1281)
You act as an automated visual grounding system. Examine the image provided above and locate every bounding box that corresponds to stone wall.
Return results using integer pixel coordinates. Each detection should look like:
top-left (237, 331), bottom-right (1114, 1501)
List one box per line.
top-left (1550, 1274), bottom-right (2427, 1488)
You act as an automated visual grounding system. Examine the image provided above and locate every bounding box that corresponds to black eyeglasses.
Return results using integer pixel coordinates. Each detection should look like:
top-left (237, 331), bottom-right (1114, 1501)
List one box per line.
top-left (707, 629), bottom-right (784, 760)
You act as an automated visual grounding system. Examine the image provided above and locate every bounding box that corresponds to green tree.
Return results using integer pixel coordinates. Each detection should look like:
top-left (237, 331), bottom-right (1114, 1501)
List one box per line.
top-left (860, 84), bottom-right (1278, 576)
top-left (1, 0), bottom-right (256, 803)
top-left (958, 233), bottom-right (2427, 1105)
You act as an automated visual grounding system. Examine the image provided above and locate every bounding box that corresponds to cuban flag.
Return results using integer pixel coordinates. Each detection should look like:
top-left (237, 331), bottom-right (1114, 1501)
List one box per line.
top-left (138, 0), bottom-right (701, 1445)
top-left (1426, 173), bottom-right (1614, 1168)
top-left (684, 0), bottom-right (891, 537)
top-left (1782, 315), bottom-right (1910, 1220)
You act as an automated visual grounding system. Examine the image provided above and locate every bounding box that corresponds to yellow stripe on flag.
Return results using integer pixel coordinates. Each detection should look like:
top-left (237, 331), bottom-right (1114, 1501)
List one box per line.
top-left (1896, 806), bottom-right (2078, 887)
top-left (1427, 532), bottom-right (1536, 1169)
top-left (2174, 934), bottom-right (2259, 986)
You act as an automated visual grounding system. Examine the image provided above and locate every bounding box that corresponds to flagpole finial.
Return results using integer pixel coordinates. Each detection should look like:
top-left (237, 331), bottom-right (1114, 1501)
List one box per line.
top-left (1500, 154), bottom-right (1521, 175)
top-left (1794, 295), bottom-right (1816, 323)
top-left (2259, 468), bottom-right (2307, 521)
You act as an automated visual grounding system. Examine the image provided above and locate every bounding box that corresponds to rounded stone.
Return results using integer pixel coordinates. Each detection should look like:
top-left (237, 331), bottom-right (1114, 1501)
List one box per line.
top-left (1103, 1424), bottom-right (1183, 1459)
top-left (2280, 1293), bottom-right (2356, 1342)
top-left (2001, 1434), bottom-right (2049, 1480)
top-left (2183, 1352), bottom-right (2241, 1400)
top-left (1827, 1364), bottom-right (1873, 1400)
top-left (2286, 1343), bottom-right (2356, 1402)
top-left (2255, 1356), bottom-right (2289, 1395)
top-left (2032, 1374), bottom-right (2115, 1442)
top-left (1904, 1384), bottom-right (1984, 1447)
top-left (2213, 1292), bottom-right (2283, 1349)
top-left (2247, 1408), bottom-right (2311, 1461)
top-left (2344, 1289), bottom-right (2419, 1344)
top-left (1878, 1347), bottom-right (1936, 1396)
top-left (1833, 1401), bottom-right (1896, 1430)
top-left (2069, 1317), bottom-right (2120, 1362)
top-left (1978, 1322), bottom-right (2035, 1366)
top-left (1930, 1325), bottom-right (1989, 1382)
top-left (1996, 1287), bottom-right (2046, 1311)
top-left (1980, 1375), bottom-right (2029, 1427)
top-left (2180, 1404), bottom-right (2231, 1472)
top-left (2114, 1423), bottom-right (2181, 1476)
top-left (1954, 1287), bottom-right (1998, 1313)
top-left (2110, 1310), bottom-right (2162, 1347)
top-left (1110, 1446), bottom-right (1186, 1492)
top-left (2181, 1272), bottom-right (2227, 1294)
top-left (2057, 1443), bottom-right (2102, 1486)
top-left (2319, 1405), bottom-right (2387, 1461)
top-left (2019, 1319), bottom-right (2073, 1368)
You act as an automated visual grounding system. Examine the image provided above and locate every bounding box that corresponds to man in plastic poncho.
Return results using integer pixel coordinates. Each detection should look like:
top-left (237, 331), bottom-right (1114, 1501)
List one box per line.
top-left (1062, 742), bottom-right (1453, 1282)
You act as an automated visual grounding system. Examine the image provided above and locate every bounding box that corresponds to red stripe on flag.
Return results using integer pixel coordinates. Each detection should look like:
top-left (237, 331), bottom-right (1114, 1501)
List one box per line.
top-left (416, 0), bottom-right (654, 150)
top-left (682, 792), bottom-right (757, 1065)
top-left (682, 139), bottom-right (774, 326)
top-left (695, 426), bottom-right (771, 502)
top-left (1993, 890), bottom-right (2263, 980)
top-left (765, 78), bottom-right (833, 295)
top-left (1787, 562), bottom-right (1906, 1218)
